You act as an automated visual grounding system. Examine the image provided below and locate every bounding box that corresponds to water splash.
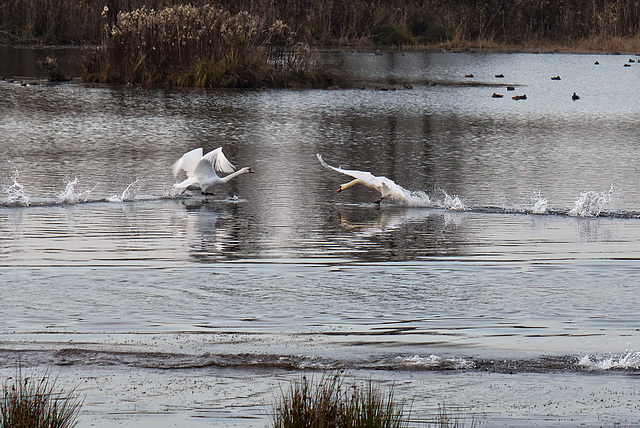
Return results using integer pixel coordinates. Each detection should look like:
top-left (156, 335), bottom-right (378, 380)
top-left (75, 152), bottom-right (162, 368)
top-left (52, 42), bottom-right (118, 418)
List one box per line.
top-left (442, 191), bottom-right (466, 211)
top-left (108, 178), bottom-right (143, 202)
top-left (531, 190), bottom-right (548, 214)
top-left (403, 190), bottom-right (432, 207)
top-left (3, 173), bottom-right (29, 206)
top-left (578, 352), bottom-right (640, 370)
top-left (568, 186), bottom-right (613, 217)
top-left (58, 177), bottom-right (93, 204)
top-left (399, 355), bottom-right (475, 370)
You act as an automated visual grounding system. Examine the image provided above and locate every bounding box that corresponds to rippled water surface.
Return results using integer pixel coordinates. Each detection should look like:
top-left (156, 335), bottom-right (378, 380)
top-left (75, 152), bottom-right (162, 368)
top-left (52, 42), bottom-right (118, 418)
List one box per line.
top-left (2, 48), bottom-right (640, 427)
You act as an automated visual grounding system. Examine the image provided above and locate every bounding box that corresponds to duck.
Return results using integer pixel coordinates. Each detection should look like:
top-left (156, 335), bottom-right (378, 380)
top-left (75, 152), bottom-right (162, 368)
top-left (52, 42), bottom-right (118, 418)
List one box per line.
top-left (572, 92), bottom-right (580, 100)
top-left (506, 86), bottom-right (515, 91)
top-left (492, 93), bottom-right (503, 98)
top-left (551, 76), bottom-right (561, 80)
top-left (495, 73), bottom-right (504, 78)
top-left (464, 74), bottom-right (474, 78)
top-left (173, 147), bottom-right (254, 195)
top-left (317, 154), bottom-right (409, 204)
top-left (512, 94), bottom-right (527, 100)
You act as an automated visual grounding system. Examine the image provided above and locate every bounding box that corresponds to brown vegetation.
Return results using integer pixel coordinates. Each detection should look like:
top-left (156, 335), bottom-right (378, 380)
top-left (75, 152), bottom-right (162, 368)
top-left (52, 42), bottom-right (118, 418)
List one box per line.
top-left (2, 0), bottom-right (640, 51)
top-left (272, 373), bottom-right (409, 428)
top-left (0, 368), bottom-right (83, 428)
top-left (82, 4), bottom-right (337, 87)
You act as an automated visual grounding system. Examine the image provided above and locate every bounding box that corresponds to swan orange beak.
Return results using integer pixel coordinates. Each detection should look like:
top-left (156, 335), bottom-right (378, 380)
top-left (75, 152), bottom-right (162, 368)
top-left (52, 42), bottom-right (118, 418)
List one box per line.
top-left (248, 168), bottom-right (255, 173)
top-left (336, 187), bottom-right (342, 193)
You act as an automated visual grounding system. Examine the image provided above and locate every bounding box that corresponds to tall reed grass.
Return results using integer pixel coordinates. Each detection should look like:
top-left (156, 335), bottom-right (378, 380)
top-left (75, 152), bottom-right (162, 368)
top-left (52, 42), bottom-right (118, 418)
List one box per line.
top-left (83, 4), bottom-right (337, 87)
top-left (272, 373), bottom-right (409, 428)
top-left (4, 0), bottom-right (640, 52)
top-left (0, 368), bottom-right (83, 428)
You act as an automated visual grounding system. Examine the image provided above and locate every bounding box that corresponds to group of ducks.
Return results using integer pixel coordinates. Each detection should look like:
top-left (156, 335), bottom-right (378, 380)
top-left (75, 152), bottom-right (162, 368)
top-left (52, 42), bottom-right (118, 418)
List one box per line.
top-left (485, 57), bottom-right (637, 101)
top-left (487, 74), bottom-right (580, 101)
top-left (173, 148), bottom-right (404, 203)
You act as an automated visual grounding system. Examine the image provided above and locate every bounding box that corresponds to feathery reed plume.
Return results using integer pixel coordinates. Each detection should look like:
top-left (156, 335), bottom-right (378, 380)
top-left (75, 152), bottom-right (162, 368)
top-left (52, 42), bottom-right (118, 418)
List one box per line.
top-left (83, 4), bottom-right (336, 87)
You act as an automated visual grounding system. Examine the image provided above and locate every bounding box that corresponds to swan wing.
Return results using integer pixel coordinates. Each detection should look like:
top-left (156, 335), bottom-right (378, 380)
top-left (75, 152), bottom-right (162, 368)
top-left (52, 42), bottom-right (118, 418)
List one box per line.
top-left (202, 147), bottom-right (236, 175)
top-left (316, 154), bottom-right (383, 188)
top-left (172, 148), bottom-right (203, 177)
top-left (192, 156), bottom-right (219, 182)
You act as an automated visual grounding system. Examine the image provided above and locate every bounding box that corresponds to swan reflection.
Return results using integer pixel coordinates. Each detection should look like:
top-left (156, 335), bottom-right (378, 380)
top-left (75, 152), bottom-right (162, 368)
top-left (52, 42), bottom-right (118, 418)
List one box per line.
top-left (335, 207), bottom-right (467, 260)
top-left (182, 199), bottom-right (243, 261)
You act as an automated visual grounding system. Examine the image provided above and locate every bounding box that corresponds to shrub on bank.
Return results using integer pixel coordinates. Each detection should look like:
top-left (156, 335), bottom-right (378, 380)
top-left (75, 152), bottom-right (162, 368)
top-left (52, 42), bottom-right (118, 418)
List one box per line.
top-left (272, 373), bottom-right (409, 428)
top-left (0, 368), bottom-right (83, 428)
top-left (83, 5), bottom-right (337, 88)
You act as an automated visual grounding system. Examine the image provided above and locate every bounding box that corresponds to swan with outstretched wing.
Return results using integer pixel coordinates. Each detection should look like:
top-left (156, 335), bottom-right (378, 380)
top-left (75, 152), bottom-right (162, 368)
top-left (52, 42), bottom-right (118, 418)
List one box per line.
top-left (316, 154), bottom-right (409, 203)
top-left (173, 147), bottom-right (254, 195)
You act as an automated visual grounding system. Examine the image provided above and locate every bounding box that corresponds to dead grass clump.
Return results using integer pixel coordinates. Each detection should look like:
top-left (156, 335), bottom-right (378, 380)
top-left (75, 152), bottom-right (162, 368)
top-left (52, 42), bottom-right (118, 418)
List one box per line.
top-left (0, 368), bottom-right (83, 428)
top-left (272, 373), bottom-right (409, 428)
top-left (83, 4), bottom-right (336, 88)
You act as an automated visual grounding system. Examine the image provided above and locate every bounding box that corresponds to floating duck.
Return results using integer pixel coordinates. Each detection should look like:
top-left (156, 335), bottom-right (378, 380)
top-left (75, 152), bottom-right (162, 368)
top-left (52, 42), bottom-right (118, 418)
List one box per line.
top-left (512, 94), bottom-right (527, 100)
top-left (572, 92), bottom-right (580, 100)
top-left (594, 61), bottom-right (600, 65)
top-left (624, 63), bottom-right (631, 67)
top-left (629, 59), bottom-right (635, 62)
top-left (492, 93), bottom-right (503, 98)
top-left (464, 74), bottom-right (474, 78)
top-left (495, 74), bottom-right (504, 78)
top-left (551, 76), bottom-right (561, 80)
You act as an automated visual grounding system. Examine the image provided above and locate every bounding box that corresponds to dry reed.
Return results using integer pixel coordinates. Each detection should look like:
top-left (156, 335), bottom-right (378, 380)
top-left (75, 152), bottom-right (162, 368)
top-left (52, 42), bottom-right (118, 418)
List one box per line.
top-left (83, 4), bottom-right (336, 87)
top-left (0, 367), bottom-right (83, 428)
top-left (5, 0), bottom-right (640, 50)
top-left (272, 373), bottom-right (409, 428)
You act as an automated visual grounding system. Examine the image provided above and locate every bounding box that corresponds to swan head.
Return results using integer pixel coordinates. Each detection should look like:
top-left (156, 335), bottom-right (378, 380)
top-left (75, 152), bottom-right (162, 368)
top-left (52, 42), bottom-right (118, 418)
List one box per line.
top-left (337, 178), bottom-right (363, 192)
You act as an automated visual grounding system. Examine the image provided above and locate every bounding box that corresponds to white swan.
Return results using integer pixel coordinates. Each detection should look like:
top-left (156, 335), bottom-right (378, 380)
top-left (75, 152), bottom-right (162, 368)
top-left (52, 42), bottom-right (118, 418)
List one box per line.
top-left (316, 154), bottom-right (410, 203)
top-left (173, 147), bottom-right (254, 195)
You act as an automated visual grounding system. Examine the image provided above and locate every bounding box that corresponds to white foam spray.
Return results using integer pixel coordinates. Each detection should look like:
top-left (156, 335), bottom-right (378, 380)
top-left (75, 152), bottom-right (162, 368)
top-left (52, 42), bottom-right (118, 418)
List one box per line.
top-left (3, 168), bottom-right (29, 206)
top-left (578, 352), bottom-right (640, 370)
top-left (568, 186), bottom-right (614, 217)
top-left (400, 354), bottom-right (475, 370)
top-left (58, 177), bottom-right (93, 204)
top-left (442, 191), bottom-right (466, 211)
top-left (108, 178), bottom-right (143, 202)
top-left (403, 190), bottom-right (433, 207)
top-left (531, 190), bottom-right (548, 214)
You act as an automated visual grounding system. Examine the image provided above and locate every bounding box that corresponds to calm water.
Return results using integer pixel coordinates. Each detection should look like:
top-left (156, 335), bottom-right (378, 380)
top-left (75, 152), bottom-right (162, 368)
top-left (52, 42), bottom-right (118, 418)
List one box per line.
top-left (1, 48), bottom-right (640, 426)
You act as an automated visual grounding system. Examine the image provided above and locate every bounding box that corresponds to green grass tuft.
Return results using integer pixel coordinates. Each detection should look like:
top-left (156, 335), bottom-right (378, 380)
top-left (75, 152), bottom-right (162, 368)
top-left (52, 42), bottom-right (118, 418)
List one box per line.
top-left (0, 367), bottom-right (83, 428)
top-left (272, 373), bottom-right (409, 428)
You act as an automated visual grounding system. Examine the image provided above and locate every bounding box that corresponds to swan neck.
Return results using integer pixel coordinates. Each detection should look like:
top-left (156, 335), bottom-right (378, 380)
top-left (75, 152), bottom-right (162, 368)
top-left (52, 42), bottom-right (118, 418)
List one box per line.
top-left (342, 178), bottom-right (363, 190)
top-left (221, 168), bottom-right (249, 183)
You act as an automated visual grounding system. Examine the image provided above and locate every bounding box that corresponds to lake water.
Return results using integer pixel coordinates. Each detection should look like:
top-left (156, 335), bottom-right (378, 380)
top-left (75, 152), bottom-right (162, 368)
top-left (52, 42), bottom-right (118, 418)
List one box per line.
top-left (1, 46), bottom-right (640, 427)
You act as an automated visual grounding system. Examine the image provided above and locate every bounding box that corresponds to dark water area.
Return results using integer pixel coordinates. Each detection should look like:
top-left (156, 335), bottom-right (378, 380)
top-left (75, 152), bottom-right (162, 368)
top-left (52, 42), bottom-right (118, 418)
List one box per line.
top-left (1, 47), bottom-right (640, 427)
top-left (0, 45), bottom-right (86, 79)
